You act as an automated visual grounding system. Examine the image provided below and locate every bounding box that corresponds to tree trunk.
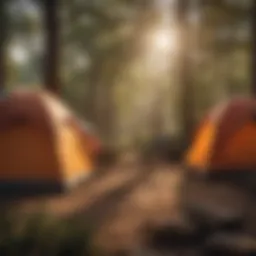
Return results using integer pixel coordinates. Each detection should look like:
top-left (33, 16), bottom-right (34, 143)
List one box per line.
top-left (177, 0), bottom-right (194, 145)
top-left (42, 0), bottom-right (60, 94)
top-left (251, 0), bottom-right (256, 96)
top-left (0, 0), bottom-right (7, 92)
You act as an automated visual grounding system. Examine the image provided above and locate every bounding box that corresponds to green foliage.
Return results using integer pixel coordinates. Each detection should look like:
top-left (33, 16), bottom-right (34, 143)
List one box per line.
top-left (4, 0), bottom-right (253, 148)
top-left (0, 211), bottom-right (93, 256)
top-left (190, 0), bottom-right (251, 122)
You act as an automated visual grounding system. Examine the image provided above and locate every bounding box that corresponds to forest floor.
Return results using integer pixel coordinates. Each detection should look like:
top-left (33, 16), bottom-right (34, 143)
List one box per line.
top-left (9, 160), bottom-right (184, 255)
top-left (4, 158), bottom-right (256, 255)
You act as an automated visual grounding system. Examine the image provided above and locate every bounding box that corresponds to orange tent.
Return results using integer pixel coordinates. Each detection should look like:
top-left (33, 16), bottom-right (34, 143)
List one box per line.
top-left (185, 97), bottom-right (256, 173)
top-left (0, 89), bottom-right (100, 195)
top-left (68, 117), bottom-right (101, 159)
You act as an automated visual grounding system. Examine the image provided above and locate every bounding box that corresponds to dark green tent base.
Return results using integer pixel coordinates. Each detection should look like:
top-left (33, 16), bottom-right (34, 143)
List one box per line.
top-left (0, 180), bottom-right (65, 198)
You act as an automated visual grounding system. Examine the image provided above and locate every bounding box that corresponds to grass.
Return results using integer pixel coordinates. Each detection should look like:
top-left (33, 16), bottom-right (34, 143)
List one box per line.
top-left (0, 210), bottom-right (94, 256)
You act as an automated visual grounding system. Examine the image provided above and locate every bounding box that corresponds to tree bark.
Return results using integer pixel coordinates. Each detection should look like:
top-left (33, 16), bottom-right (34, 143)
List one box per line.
top-left (251, 0), bottom-right (256, 96)
top-left (42, 0), bottom-right (60, 94)
top-left (177, 0), bottom-right (194, 145)
top-left (0, 0), bottom-right (7, 91)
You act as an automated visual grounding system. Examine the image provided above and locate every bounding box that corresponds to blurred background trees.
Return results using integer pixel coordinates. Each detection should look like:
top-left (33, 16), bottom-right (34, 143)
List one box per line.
top-left (0, 0), bottom-right (8, 90)
top-left (2, 0), bottom-right (253, 150)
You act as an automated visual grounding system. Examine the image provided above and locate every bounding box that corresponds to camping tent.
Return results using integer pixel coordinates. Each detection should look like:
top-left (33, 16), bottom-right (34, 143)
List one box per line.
top-left (0, 89), bottom-right (100, 195)
top-left (184, 97), bottom-right (256, 173)
top-left (68, 118), bottom-right (101, 159)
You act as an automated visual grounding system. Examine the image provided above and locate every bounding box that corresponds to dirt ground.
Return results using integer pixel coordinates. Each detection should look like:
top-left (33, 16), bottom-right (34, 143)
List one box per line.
top-left (3, 160), bottom-right (256, 255)
top-left (9, 162), bottom-right (184, 254)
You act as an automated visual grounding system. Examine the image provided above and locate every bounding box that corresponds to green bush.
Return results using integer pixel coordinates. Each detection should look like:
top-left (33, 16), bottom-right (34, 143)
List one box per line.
top-left (0, 211), bottom-right (93, 256)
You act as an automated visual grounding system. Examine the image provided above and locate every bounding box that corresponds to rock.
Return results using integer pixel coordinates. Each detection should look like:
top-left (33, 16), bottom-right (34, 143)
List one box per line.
top-left (187, 201), bottom-right (244, 234)
top-left (204, 232), bottom-right (256, 255)
top-left (182, 173), bottom-right (248, 234)
top-left (144, 216), bottom-right (202, 251)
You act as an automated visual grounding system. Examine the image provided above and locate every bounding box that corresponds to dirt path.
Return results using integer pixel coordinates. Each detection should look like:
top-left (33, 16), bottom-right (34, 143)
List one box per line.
top-left (4, 162), bottom-right (256, 255)
top-left (94, 164), bottom-right (183, 253)
top-left (9, 163), bottom-right (184, 254)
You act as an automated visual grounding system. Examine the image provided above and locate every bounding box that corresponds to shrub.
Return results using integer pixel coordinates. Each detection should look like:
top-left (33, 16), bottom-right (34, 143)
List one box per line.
top-left (0, 211), bottom-right (94, 256)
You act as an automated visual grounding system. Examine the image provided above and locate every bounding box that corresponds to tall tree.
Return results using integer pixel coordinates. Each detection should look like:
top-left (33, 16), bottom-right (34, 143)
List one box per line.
top-left (177, 0), bottom-right (194, 144)
top-left (42, 0), bottom-right (60, 94)
top-left (251, 0), bottom-right (256, 95)
top-left (0, 0), bottom-right (7, 92)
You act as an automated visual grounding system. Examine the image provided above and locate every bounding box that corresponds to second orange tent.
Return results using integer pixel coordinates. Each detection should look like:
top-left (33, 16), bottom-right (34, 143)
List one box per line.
top-left (185, 97), bottom-right (256, 173)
